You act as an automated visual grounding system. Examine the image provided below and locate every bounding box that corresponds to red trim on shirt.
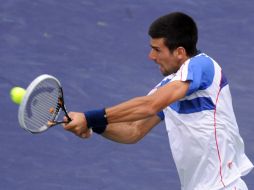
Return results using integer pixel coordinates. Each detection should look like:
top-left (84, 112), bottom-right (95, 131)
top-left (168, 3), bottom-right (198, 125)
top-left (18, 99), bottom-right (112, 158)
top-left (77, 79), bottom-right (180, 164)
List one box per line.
top-left (214, 69), bottom-right (226, 187)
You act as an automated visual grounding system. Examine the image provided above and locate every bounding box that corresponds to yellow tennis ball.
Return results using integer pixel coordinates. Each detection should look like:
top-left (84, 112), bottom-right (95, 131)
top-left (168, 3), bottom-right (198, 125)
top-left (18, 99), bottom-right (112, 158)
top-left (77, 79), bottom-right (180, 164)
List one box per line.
top-left (10, 87), bottom-right (26, 104)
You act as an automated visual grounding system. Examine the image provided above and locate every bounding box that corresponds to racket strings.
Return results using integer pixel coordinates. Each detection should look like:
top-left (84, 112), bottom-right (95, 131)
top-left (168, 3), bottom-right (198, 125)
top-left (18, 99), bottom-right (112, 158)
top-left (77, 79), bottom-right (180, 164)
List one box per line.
top-left (48, 100), bottom-right (63, 125)
top-left (23, 79), bottom-right (61, 132)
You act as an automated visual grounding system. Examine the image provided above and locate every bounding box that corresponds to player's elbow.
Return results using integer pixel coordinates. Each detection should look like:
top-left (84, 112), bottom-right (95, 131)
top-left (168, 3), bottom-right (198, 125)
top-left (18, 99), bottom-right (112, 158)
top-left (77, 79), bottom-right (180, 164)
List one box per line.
top-left (127, 139), bottom-right (140, 144)
top-left (145, 103), bottom-right (161, 117)
top-left (121, 129), bottom-right (142, 144)
top-left (149, 106), bottom-right (159, 116)
top-left (145, 96), bottom-right (163, 116)
top-left (123, 125), bottom-right (146, 144)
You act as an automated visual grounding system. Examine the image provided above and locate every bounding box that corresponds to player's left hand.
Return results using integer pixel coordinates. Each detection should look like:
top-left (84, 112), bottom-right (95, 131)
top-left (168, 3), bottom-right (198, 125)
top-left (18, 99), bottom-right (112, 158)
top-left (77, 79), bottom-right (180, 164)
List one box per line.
top-left (63, 112), bottom-right (92, 138)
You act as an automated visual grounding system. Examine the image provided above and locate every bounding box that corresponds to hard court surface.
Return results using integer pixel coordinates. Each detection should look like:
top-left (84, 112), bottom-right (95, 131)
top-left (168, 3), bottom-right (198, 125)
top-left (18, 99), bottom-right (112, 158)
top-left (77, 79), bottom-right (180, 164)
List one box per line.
top-left (0, 0), bottom-right (254, 189)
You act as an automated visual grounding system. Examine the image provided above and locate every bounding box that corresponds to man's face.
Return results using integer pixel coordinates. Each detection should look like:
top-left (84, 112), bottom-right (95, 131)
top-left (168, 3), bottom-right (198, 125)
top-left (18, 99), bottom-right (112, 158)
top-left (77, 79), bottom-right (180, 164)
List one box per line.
top-left (148, 38), bottom-right (182, 76)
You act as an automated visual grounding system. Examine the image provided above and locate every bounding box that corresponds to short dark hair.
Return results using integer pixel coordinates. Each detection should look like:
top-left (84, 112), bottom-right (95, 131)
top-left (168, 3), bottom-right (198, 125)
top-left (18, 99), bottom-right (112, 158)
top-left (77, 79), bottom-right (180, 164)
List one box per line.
top-left (148, 12), bottom-right (198, 57)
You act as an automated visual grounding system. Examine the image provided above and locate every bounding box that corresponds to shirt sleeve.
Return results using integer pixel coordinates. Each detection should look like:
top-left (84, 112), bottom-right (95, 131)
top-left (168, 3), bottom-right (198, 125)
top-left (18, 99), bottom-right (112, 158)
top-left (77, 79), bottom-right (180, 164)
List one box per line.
top-left (171, 54), bottom-right (215, 96)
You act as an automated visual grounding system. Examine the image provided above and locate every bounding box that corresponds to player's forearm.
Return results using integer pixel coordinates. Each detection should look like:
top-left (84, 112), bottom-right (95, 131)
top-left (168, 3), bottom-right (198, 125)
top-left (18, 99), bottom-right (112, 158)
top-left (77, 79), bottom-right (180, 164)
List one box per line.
top-left (106, 96), bottom-right (159, 123)
top-left (102, 115), bottom-right (161, 144)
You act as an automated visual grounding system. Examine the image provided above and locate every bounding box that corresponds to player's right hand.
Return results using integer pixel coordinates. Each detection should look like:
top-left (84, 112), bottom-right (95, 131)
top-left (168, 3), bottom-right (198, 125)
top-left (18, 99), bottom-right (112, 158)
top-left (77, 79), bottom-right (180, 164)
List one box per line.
top-left (63, 112), bottom-right (92, 138)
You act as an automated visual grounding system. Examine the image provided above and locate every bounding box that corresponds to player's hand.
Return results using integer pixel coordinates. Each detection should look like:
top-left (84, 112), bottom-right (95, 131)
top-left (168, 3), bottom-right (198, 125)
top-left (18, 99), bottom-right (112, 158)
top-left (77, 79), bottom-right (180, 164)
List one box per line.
top-left (63, 112), bottom-right (92, 138)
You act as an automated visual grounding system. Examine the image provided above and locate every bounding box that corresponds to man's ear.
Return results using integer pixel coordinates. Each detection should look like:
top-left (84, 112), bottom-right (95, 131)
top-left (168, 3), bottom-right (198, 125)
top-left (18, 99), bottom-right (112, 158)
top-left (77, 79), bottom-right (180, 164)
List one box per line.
top-left (174, 47), bottom-right (187, 60)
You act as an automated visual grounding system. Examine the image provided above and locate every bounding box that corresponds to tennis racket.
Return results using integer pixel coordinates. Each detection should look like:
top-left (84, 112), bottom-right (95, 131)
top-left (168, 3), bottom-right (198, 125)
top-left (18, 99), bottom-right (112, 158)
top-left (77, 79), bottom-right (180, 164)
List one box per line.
top-left (18, 74), bottom-right (71, 133)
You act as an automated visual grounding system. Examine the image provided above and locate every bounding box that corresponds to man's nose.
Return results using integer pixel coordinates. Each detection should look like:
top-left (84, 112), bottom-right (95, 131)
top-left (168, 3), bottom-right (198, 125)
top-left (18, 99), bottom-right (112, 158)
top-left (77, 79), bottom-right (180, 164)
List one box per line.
top-left (148, 49), bottom-right (156, 60)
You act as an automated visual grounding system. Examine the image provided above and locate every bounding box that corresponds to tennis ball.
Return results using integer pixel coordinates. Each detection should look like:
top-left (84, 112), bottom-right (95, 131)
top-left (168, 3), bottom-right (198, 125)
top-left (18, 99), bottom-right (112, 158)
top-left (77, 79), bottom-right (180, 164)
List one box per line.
top-left (10, 87), bottom-right (26, 104)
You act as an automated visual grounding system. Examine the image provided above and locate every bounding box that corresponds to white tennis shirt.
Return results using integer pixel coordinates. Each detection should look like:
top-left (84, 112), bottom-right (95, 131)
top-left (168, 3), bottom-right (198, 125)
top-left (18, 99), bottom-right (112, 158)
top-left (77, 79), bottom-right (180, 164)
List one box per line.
top-left (151, 53), bottom-right (253, 190)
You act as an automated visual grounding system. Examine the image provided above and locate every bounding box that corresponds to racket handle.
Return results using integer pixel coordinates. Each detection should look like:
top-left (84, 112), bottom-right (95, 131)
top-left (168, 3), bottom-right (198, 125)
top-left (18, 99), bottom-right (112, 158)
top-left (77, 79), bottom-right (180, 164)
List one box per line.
top-left (47, 120), bottom-right (70, 127)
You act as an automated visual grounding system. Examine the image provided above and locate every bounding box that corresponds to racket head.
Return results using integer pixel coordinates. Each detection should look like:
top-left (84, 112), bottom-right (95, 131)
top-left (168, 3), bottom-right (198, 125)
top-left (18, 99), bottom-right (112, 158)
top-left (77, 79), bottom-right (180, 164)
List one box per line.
top-left (18, 74), bottom-right (63, 133)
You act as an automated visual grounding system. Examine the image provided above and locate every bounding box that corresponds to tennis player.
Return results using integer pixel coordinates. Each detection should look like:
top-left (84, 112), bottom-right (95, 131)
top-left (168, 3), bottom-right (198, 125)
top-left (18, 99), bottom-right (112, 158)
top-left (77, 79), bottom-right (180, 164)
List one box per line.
top-left (63, 12), bottom-right (253, 190)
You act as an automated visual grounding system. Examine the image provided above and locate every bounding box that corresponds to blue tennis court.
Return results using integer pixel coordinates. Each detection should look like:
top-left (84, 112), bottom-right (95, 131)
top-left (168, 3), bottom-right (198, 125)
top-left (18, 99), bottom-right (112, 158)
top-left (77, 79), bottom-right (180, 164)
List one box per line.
top-left (1, 0), bottom-right (254, 189)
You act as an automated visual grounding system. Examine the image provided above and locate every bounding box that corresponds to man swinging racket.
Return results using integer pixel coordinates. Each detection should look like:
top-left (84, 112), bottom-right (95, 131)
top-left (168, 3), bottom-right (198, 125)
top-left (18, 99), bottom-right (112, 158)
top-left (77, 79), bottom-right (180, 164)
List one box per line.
top-left (63, 12), bottom-right (253, 190)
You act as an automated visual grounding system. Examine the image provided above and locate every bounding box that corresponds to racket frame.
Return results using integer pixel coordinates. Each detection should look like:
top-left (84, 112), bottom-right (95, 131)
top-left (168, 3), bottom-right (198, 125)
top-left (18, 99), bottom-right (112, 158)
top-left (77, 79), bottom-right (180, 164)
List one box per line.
top-left (18, 74), bottom-right (71, 133)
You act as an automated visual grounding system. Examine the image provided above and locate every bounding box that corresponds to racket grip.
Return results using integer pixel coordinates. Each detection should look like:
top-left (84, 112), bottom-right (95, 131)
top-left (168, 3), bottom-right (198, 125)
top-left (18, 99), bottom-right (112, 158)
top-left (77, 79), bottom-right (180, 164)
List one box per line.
top-left (47, 120), bottom-right (69, 127)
